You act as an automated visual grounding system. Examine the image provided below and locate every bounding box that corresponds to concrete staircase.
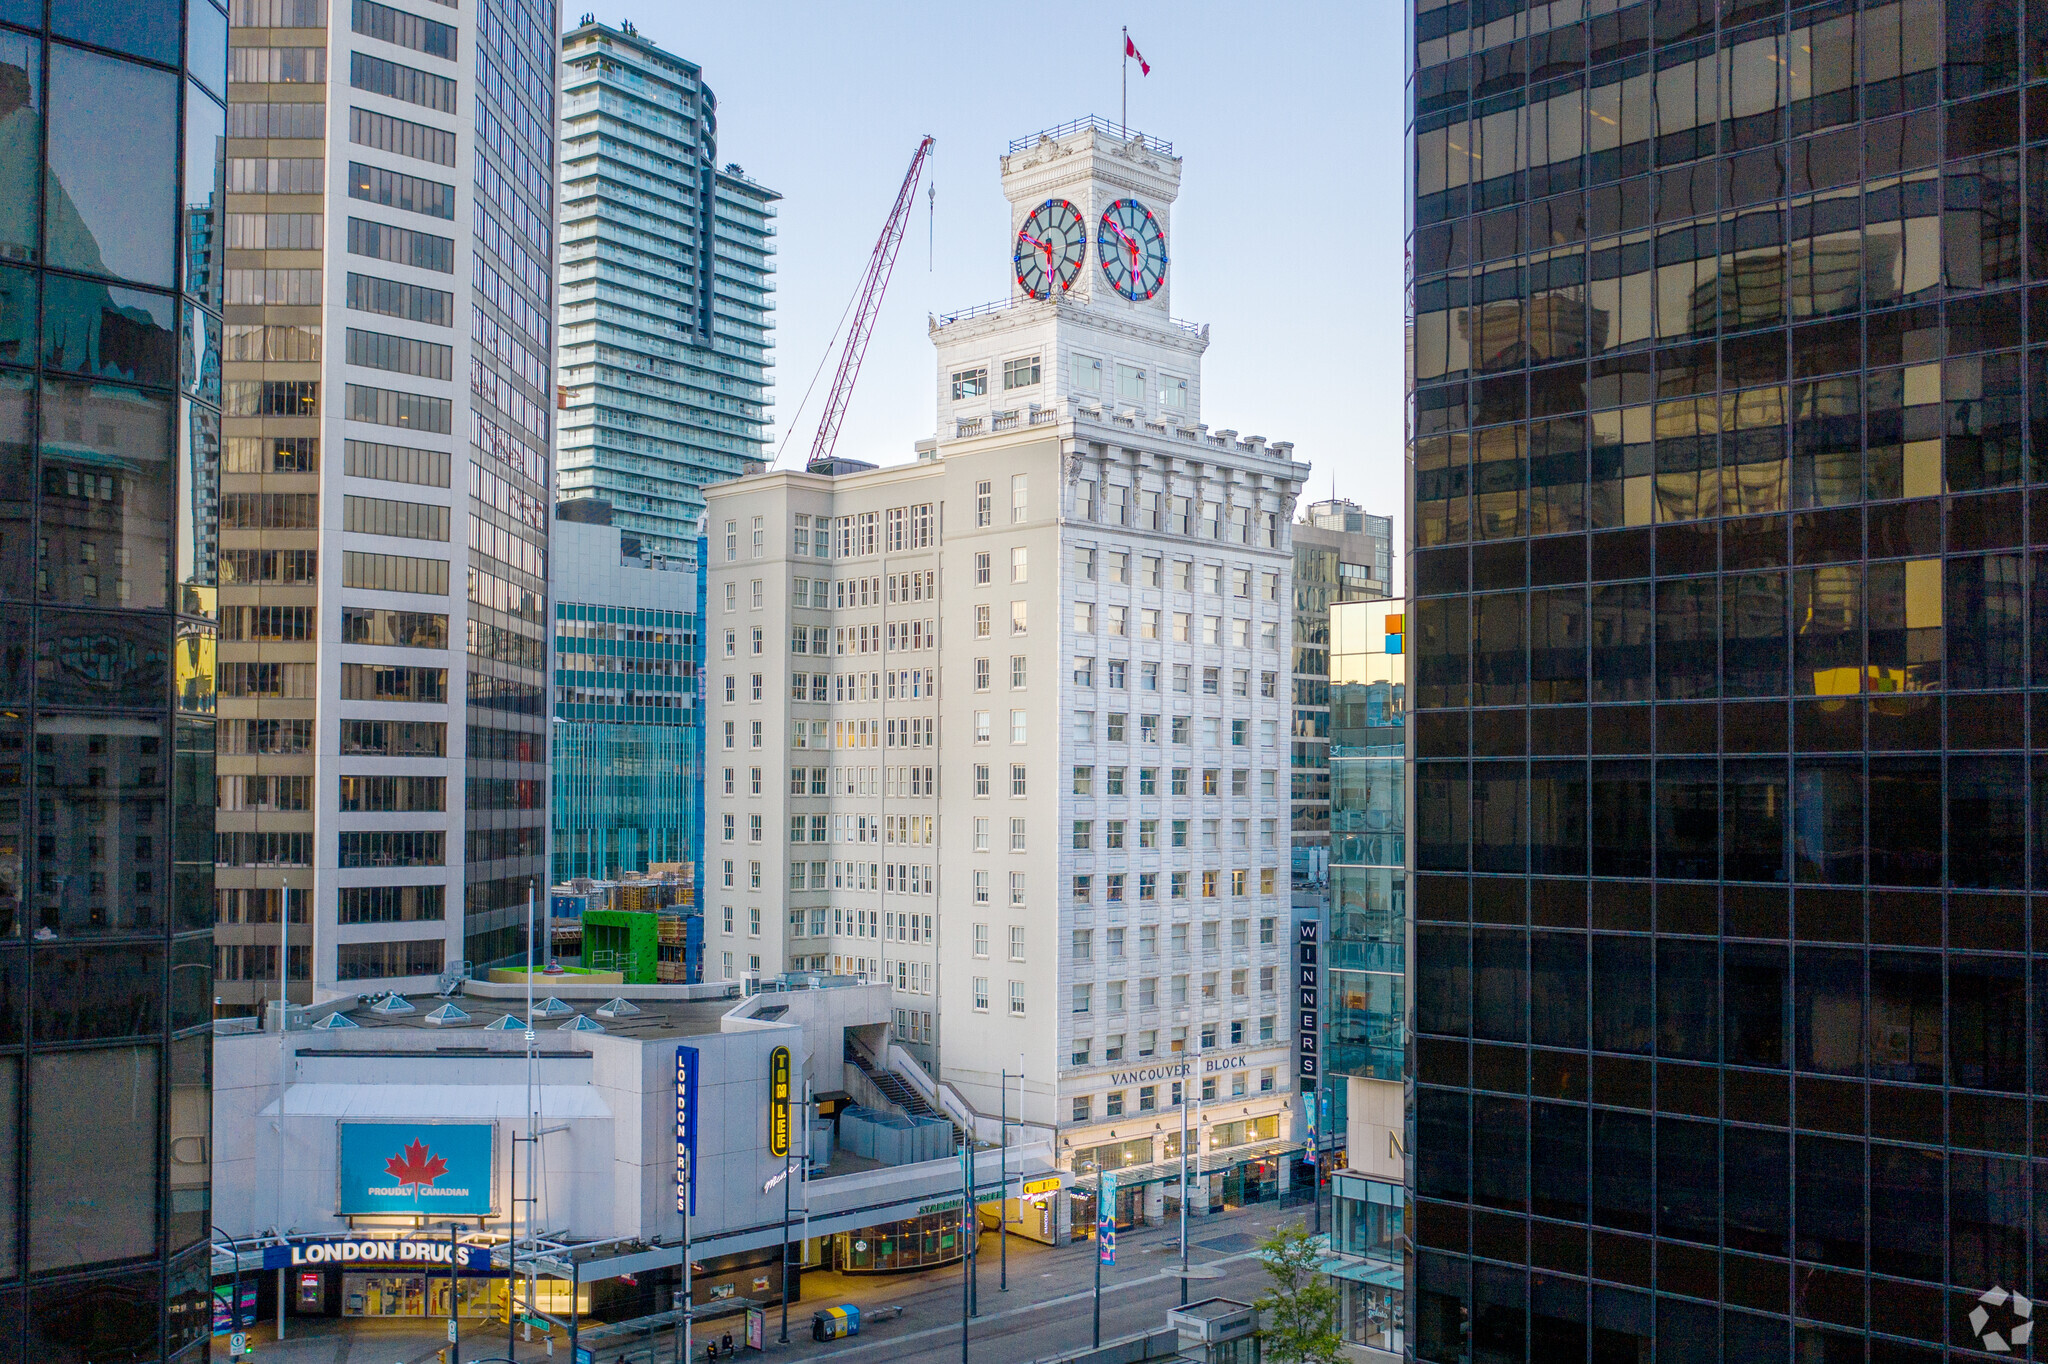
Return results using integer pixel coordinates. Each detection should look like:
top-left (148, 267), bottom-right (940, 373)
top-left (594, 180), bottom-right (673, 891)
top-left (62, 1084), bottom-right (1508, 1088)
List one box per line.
top-left (844, 1037), bottom-right (965, 1144)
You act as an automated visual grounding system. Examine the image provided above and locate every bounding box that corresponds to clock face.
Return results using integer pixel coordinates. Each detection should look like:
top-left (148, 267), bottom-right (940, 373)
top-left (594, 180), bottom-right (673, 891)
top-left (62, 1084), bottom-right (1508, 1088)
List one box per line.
top-left (1014, 199), bottom-right (1086, 300)
top-left (1096, 199), bottom-right (1167, 301)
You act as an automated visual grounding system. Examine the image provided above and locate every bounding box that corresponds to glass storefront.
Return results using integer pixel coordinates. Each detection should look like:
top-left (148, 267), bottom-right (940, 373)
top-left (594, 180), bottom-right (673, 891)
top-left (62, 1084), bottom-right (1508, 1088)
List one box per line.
top-left (836, 1208), bottom-right (966, 1273)
top-left (340, 1273), bottom-right (503, 1318)
top-left (1219, 1159), bottom-right (1279, 1207)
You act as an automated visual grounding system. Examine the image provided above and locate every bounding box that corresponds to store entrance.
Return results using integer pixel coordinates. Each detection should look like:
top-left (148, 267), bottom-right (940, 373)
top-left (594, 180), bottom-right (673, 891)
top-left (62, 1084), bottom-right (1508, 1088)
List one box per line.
top-left (341, 1274), bottom-right (502, 1318)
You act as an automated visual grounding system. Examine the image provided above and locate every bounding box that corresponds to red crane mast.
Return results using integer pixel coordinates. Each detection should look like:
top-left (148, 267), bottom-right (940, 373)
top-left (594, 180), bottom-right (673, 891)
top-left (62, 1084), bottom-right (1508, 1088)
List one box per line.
top-left (806, 135), bottom-right (934, 469)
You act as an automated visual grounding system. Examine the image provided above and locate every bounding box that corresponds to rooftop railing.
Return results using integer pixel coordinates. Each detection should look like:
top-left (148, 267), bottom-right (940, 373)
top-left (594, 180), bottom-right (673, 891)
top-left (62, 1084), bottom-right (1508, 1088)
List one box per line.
top-left (1008, 115), bottom-right (1173, 156)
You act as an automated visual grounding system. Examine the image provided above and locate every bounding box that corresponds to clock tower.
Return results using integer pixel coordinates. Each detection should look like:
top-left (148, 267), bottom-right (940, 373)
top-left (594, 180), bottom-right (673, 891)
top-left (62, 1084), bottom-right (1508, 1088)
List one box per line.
top-left (929, 116), bottom-right (1209, 438)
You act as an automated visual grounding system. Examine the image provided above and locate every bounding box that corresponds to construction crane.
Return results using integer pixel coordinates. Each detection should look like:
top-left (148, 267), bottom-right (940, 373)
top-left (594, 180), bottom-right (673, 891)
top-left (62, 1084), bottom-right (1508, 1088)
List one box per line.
top-left (805, 135), bottom-right (934, 470)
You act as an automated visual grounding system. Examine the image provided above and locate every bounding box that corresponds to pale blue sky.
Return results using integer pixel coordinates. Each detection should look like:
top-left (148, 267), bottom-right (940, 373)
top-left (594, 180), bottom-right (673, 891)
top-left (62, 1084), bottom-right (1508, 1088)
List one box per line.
top-left (589, 1), bottom-right (1410, 547)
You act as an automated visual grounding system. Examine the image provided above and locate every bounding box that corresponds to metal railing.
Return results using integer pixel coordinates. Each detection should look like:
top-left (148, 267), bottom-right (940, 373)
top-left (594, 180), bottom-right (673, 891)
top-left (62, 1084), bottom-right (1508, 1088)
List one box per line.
top-left (1009, 116), bottom-right (1173, 156)
top-left (934, 297), bottom-right (1017, 326)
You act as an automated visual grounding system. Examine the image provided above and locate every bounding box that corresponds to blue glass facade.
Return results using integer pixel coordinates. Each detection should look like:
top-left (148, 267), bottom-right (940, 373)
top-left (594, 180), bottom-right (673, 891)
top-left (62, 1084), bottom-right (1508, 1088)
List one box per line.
top-left (549, 518), bottom-right (702, 889)
top-left (556, 20), bottom-right (777, 566)
top-left (1324, 599), bottom-right (1407, 1357)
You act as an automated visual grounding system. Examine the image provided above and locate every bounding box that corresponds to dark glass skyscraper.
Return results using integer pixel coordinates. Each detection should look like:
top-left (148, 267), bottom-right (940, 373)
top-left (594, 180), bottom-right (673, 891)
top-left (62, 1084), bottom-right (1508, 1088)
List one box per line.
top-left (1409, 2), bottom-right (2042, 1358)
top-left (0, 0), bottom-right (222, 1355)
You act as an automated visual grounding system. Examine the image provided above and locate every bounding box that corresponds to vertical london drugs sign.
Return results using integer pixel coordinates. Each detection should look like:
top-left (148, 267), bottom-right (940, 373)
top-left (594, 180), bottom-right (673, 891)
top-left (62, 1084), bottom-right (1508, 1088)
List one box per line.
top-left (675, 1045), bottom-right (699, 1214)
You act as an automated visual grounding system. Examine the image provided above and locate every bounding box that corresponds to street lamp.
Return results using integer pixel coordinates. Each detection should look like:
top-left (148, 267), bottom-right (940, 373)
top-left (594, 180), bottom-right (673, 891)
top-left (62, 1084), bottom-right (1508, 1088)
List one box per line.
top-left (213, 1226), bottom-right (245, 1343)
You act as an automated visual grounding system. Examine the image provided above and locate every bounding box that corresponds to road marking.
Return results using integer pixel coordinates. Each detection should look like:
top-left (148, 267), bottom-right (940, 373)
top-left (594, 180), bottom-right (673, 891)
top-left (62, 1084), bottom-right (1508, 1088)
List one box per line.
top-left (819, 1245), bottom-right (1272, 1362)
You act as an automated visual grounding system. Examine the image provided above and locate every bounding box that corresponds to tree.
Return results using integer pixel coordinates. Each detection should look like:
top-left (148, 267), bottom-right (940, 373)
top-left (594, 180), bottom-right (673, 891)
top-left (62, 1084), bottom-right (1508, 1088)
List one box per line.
top-left (1252, 1220), bottom-right (1344, 1364)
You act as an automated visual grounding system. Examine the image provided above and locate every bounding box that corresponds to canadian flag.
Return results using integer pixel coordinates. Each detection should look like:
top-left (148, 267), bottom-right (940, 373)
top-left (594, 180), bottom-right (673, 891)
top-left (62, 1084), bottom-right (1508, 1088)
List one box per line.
top-left (1125, 34), bottom-right (1150, 75)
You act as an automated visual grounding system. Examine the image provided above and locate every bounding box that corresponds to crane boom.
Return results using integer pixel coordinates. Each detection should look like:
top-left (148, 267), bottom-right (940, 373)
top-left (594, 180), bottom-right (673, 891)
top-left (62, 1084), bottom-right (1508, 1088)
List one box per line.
top-left (807, 135), bottom-right (933, 468)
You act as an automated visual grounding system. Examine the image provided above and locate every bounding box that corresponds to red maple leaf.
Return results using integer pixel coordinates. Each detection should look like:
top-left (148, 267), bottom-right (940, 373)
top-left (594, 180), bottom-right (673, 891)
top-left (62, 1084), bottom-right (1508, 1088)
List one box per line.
top-left (384, 1139), bottom-right (448, 1189)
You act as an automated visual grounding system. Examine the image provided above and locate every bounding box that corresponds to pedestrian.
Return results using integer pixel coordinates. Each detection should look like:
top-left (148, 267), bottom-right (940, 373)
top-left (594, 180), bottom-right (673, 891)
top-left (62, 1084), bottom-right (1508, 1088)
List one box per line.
top-left (721, 1333), bottom-right (732, 1357)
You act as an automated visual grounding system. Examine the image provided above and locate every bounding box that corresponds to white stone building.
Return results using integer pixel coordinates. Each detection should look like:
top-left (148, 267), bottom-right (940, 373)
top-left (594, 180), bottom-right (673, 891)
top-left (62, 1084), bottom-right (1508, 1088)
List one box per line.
top-left (702, 118), bottom-right (1309, 1203)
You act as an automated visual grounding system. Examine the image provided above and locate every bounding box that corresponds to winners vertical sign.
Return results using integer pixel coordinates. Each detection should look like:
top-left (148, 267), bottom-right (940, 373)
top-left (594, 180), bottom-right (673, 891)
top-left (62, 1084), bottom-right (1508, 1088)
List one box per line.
top-left (1297, 919), bottom-right (1320, 1082)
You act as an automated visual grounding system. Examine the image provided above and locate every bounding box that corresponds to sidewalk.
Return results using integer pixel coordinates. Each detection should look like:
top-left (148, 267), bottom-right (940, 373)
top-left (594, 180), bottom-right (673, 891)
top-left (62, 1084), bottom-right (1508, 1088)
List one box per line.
top-left (219, 1198), bottom-right (1316, 1364)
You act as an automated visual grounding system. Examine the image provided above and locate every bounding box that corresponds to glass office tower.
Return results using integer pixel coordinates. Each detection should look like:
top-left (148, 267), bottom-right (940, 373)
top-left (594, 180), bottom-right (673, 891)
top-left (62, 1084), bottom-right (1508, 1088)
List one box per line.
top-left (1410, 2), bottom-right (2042, 1359)
top-left (0, 0), bottom-right (223, 1353)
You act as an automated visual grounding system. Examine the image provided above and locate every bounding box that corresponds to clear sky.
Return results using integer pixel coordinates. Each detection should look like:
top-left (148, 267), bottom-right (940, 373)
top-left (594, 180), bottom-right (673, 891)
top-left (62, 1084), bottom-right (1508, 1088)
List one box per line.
top-left (587, 1), bottom-right (1410, 554)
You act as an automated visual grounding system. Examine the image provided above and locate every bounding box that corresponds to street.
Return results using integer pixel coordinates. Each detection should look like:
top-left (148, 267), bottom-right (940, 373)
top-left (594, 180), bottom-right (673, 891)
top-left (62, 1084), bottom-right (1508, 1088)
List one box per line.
top-left (226, 1199), bottom-right (1314, 1364)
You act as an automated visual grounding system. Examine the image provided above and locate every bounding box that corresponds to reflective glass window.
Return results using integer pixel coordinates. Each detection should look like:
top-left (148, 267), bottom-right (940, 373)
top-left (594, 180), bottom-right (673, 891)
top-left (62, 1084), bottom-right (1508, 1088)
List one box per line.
top-left (41, 275), bottom-right (176, 387)
top-left (36, 380), bottom-right (174, 609)
top-left (0, 33), bottom-right (40, 267)
top-left (50, 0), bottom-right (180, 65)
top-left (45, 44), bottom-right (178, 287)
top-left (28, 1044), bottom-right (158, 1270)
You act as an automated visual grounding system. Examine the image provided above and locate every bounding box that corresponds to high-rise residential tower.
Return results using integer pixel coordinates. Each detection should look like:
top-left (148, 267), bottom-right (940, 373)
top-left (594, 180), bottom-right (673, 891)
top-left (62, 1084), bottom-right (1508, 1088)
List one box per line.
top-left (704, 118), bottom-right (1309, 1220)
top-left (0, 0), bottom-right (224, 1350)
top-left (1410, 3), bottom-right (2042, 1357)
top-left (556, 18), bottom-right (777, 566)
top-left (217, 0), bottom-right (556, 1009)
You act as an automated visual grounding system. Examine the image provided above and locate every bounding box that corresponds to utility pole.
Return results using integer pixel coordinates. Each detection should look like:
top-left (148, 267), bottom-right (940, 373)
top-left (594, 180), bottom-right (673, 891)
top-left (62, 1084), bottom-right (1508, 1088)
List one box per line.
top-left (446, 1221), bottom-right (461, 1364)
top-left (958, 1134), bottom-right (970, 1364)
top-left (997, 1067), bottom-right (1008, 1293)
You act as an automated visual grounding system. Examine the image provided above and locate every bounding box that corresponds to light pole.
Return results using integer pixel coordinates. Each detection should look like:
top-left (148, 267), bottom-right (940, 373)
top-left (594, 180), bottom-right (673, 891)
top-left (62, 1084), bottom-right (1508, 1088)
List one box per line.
top-left (997, 1065), bottom-right (1009, 1293)
top-left (446, 1221), bottom-right (461, 1364)
top-left (213, 1226), bottom-right (244, 1339)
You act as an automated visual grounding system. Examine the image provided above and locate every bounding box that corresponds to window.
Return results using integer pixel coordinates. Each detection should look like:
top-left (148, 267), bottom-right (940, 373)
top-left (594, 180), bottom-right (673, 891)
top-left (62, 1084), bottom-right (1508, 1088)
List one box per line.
top-left (1011, 601), bottom-right (1028, 635)
top-left (975, 552), bottom-right (991, 585)
top-left (751, 580), bottom-right (763, 608)
top-left (951, 367), bottom-right (988, 399)
top-left (974, 871), bottom-right (990, 904)
top-left (974, 658), bottom-right (991, 692)
top-left (1072, 352), bottom-right (1102, 390)
top-left (974, 817), bottom-right (990, 850)
top-left (1010, 818), bottom-right (1027, 851)
top-left (1011, 712), bottom-right (1027, 745)
top-left (1074, 602), bottom-right (1095, 633)
top-left (1011, 656), bottom-right (1027, 689)
top-left (975, 712), bottom-right (992, 744)
top-left (1106, 1090), bottom-right (1125, 1117)
top-left (976, 480), bottom-right (992, 526)
top-left (1003, 355), bottom-right (1040, 389)
top-left (1117, 363), bottom-right (1146, 401)
top-left (1011, 547), bottom-right (1028, 582)
top-left (1009, 925), bottom-right (1025, 960)
top-left (1010, 981), bottom-right (1026, 1015)
top-left (1011, 474), bottom-right (1029, 522)
top-left (974, 762), bottom-right (991, 794)
top-left (1074, 711), bottom-right (1093, 742)
top-left (1073, 821), bottom-right (1092, 850)
top-left (724, 520), bottom-right (737, 561)
top-left (751, 516), bottom-right (764, 557)
top-left (975, 604), bottom-right (992, 638)
top-left (1073, 985), bottom-right (1092, 1014)
top-left (1011, 763), bottom-right (1027, 795)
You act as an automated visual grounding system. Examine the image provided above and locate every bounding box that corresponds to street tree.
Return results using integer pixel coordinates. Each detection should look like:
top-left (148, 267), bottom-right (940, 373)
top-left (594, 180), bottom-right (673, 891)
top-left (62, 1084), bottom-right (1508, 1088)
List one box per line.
top-left (1252, 1220), bottom-right (1343, 1364)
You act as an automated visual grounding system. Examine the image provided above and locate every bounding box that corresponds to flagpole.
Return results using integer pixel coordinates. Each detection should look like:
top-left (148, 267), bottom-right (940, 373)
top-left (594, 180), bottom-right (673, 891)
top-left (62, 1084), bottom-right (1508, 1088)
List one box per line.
top-left (1121, 27), bottom-right (1127, 134)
